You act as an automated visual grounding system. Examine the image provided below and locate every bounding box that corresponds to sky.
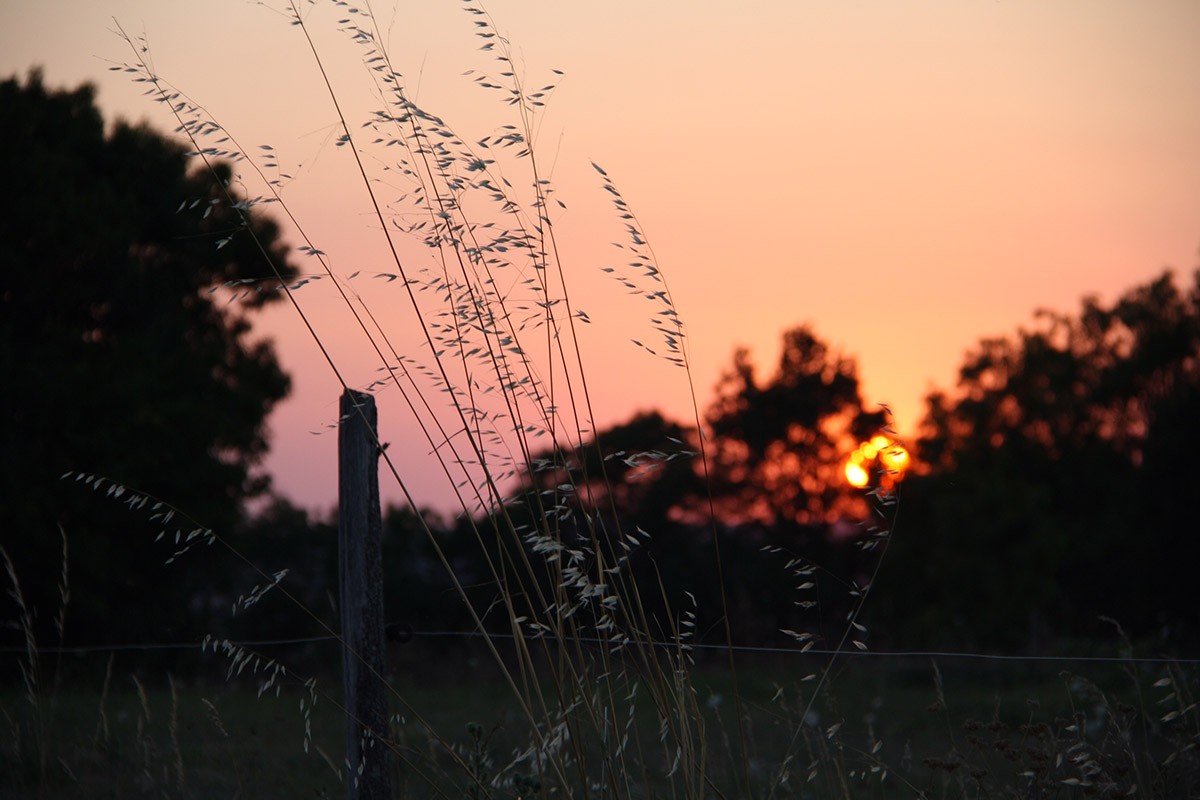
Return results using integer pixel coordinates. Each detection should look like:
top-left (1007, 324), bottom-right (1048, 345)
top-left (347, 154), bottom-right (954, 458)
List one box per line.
top-left (3, 0), bottom-right (1199, 517)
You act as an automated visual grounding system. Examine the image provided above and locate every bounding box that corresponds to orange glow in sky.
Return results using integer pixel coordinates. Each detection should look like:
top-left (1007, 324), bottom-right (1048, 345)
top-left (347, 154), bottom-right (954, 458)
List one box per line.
top-left (4, 1), bottom-right (1199, 515)
top-left (845, 436), bottom-right (910, 489)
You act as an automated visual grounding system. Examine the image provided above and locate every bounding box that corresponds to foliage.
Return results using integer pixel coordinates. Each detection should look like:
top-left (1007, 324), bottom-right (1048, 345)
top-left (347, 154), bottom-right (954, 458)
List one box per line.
top-left (0, 70), bottom-right (296, 648)
top-left (877, 269), bottom-right (1200, 649)
top-left (707, 324), bottom-right (887, 525)
top-left (518, 410), bottom-right (704, 527)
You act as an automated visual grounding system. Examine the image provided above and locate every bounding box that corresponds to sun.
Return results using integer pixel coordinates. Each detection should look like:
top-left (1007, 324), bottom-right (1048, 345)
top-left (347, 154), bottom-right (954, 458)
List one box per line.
top-left (844, 435), bottom-right (910, 488)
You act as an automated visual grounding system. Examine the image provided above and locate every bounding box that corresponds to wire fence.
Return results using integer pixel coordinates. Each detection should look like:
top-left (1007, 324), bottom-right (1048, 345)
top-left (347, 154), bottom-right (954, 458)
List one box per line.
top-left (3, 629), bottom-right (1197, 666)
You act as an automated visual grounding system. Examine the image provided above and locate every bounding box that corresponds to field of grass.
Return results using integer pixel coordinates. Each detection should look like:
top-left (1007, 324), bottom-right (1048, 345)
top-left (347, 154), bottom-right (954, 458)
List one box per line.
top-left (5, 645), bottom-right (1196, 799)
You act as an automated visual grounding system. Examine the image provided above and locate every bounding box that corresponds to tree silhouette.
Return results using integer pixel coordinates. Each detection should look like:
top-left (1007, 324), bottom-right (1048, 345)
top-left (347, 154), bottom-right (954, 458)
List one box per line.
top-left (707, 325), bottom-right (885, 525)
top-left (880, 269), bottom-right (1200, 649)
top-left (0, 71), bottom-right (298, 649)
top-left (520, 410), bottom-right (704, 528)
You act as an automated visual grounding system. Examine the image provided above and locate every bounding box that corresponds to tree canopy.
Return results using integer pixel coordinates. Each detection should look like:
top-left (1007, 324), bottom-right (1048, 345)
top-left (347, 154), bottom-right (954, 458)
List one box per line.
top-left (0, 71), bottom-right (298, 647)
top-left (517, 326), bottom-right (884, 530)
top-left (875, 269), bottom-right (1200, 649)
top-left (515, 278), bottom-right (1200, 651)
top-left (519, 410), bottom-right (704, 528)
top-left (707, 325), bottom-right (887, 525)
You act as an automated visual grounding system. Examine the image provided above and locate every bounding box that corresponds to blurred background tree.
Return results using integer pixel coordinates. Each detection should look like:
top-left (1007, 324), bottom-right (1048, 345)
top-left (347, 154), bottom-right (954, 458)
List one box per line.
top-left (874, 269), bottom-right (1200, 650)
top-left (5, 67), bottom-right (1193, 661)
top-left (518, 410), bottom-right (705, 529)
top-left (0, 71), bottom-right (297, 652)
top-left (707, 324), bottom-right (886, 525)
top-left (507, 341), bottom-right (886, 648)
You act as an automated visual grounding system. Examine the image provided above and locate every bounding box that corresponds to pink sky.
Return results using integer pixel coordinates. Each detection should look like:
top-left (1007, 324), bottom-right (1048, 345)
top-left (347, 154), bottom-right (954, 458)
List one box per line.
top-left (4, 0), bottom-right (1199, 517)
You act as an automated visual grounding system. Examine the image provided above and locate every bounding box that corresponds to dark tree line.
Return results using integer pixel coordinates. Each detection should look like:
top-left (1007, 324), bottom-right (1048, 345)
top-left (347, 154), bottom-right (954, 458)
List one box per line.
top-left (3, 70), bottom-right (1196, 669)
top-left (512, 270), bottom-right (1200, 653)
top-left (873, 269), bottom-right (1200, 650)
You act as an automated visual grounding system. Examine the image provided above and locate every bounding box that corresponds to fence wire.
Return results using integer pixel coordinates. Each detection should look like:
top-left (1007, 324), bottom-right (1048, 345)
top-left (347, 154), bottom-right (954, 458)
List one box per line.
top-left (3, 629), bottom-right (1197, 665)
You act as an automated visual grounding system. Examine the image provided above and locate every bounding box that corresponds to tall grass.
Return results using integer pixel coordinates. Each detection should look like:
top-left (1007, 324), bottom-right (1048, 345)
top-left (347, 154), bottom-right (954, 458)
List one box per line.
top-left (97, 2), bottom-right (892, 796)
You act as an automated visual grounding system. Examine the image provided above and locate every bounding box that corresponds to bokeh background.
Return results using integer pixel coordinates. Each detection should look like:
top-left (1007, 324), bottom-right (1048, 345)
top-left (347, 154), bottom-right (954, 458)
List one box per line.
top-left (3, 0), bottom-right (1198, 516)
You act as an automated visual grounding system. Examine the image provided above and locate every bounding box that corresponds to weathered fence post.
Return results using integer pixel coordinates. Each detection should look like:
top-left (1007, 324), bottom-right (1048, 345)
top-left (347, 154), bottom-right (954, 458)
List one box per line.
top-left (338, 389), bottom-right (392, 800)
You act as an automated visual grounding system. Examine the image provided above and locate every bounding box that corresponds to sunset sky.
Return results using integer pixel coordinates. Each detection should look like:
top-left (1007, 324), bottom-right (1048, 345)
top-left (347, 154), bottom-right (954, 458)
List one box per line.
top-left (4, 0), bottom-right (1199, 517)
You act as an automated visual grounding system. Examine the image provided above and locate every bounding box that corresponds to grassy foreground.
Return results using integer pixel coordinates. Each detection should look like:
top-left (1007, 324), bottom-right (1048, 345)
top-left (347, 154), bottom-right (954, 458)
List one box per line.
top-left (4, 647), bottom-right (1196, 799)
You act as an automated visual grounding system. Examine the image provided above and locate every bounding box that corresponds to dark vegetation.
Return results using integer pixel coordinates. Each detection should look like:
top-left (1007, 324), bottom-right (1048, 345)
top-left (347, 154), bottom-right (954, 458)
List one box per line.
top-left (224, 266), bottom-right (1200, 661)
top-left (2, 71), bottom-right (1198, 673)
top-left (5, 655), bottom-right (1198, 800)
top-left (1, 71), bottom-right (297, 654)
top-left (884, 271), bottom-right (1200, 651)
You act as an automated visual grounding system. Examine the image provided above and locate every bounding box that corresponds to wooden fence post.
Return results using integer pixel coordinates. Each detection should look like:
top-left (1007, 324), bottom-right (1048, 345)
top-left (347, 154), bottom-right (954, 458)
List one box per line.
top-left (338, 389), bottom-right (392, 800)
